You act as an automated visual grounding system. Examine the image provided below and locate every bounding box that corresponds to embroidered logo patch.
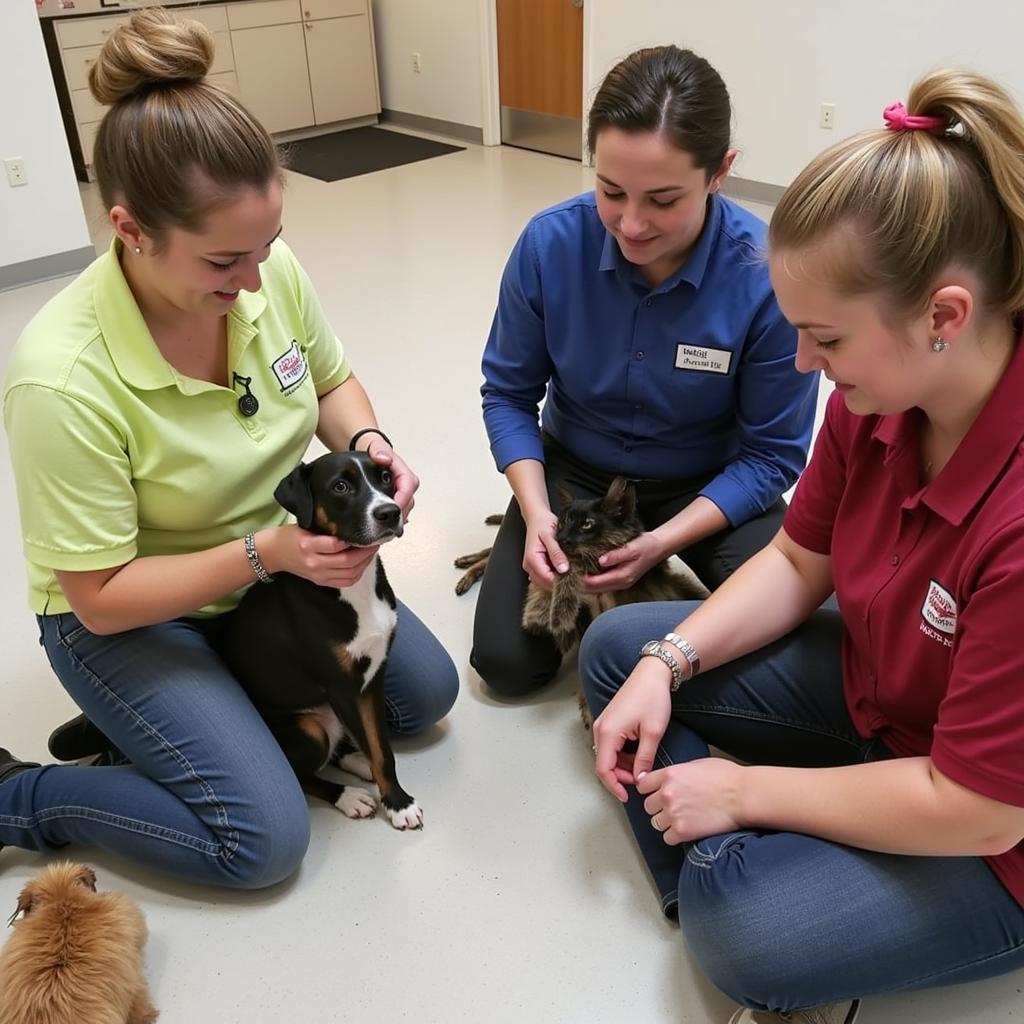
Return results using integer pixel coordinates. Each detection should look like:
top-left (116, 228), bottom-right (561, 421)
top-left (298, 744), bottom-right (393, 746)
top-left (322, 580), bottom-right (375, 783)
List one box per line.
top-left (675, 344), bottom-right (732, 375)
top-left (271, 341), bottom-right (308, 392)
top-left (921, 579), bottom-right (957, 635)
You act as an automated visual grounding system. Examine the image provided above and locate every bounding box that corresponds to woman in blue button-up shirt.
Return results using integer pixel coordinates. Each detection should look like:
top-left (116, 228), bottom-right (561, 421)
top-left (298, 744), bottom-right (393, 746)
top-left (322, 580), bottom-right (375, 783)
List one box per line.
top-left (471, 46), bottom-right (819, 698)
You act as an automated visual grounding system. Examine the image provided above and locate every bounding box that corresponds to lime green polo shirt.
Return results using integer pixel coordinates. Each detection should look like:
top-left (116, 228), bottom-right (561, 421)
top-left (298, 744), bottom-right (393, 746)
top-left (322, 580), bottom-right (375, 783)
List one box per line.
top-left (3, 237), bottom-right (350, 616)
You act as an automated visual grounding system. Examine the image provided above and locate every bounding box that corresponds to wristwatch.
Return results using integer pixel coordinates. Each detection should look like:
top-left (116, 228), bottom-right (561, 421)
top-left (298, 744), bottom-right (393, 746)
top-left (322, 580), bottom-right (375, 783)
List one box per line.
top-left (639, 640), bottom-right (683, 691)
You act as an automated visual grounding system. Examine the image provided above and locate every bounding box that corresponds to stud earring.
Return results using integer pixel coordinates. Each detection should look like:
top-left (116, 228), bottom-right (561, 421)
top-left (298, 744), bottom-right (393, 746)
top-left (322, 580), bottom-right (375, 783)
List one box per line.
top-left (931, 337), bottom-right (948, 352)
top-left (134, 246), bottom-right (142, 255)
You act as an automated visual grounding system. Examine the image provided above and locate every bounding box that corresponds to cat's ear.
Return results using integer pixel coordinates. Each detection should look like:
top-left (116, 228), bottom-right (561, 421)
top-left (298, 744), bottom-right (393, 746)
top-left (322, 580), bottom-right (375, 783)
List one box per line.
top-left (602, 476), bottom-right (636, 518)
top-left (556, 482), bottom-right (575, 511)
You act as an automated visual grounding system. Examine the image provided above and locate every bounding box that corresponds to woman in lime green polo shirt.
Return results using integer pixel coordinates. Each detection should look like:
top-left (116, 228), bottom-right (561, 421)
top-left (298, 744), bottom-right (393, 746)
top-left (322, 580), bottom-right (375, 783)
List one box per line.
top-left (0, 9), bottom-right (457, 887)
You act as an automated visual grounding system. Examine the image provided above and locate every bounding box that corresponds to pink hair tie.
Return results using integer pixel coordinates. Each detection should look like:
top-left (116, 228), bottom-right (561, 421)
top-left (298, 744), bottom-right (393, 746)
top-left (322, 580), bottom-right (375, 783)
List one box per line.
top-left (883, 101), bottom-right (946, 134)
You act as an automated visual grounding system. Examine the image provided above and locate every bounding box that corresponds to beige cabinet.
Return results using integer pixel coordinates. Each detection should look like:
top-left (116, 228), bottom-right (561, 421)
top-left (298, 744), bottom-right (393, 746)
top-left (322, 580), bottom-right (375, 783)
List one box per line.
top-left (231, 22), bottom-right (315, 134)
top-left (303, 12), bottom-right (380, 125)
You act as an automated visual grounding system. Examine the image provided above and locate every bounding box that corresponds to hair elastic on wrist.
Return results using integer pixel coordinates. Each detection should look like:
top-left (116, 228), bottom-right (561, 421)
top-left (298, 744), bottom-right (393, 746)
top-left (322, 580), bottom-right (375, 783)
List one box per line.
top-left (348, 427), bottom-right (392, 452)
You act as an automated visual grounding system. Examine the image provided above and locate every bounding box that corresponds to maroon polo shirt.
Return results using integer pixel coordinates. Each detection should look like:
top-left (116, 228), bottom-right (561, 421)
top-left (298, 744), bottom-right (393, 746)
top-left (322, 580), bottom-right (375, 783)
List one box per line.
top-left (785, 342), bottom-right (1024, 906)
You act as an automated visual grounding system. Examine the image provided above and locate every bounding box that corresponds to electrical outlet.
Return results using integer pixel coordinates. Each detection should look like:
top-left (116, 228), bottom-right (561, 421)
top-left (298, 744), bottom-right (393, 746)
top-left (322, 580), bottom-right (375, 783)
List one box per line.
top-left (4, 158), bottom-right (27, 187)
top-left (820, 103), bottom-right (836, 130)
top-left (412, 51), bottom-right (421, 73)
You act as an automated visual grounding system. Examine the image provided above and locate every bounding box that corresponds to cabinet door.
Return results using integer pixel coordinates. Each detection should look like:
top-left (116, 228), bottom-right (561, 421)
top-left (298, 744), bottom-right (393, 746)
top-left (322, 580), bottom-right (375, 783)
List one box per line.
top-left (231, 23), bottom-right (314, 133)
top-left (302, 0), bottom-right (365, 20)
top-left (303, 15), bottom-right (379, 125)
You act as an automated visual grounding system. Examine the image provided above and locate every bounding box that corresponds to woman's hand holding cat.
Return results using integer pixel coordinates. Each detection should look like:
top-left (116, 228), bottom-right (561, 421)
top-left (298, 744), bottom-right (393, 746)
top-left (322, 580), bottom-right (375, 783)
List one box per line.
top-left (638, 759), bottom-right (745, 844)
top-left (523, 510), bottom-right (569, 591)
top-left (585, 531), bottom-right (668, 593)
top-left (593, 657), bottom-right (673, 800)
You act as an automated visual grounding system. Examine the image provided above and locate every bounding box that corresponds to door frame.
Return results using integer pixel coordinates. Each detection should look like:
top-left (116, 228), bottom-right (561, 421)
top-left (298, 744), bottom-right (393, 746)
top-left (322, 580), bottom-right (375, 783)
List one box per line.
top-left (478, 0), bottom-right (593, 162)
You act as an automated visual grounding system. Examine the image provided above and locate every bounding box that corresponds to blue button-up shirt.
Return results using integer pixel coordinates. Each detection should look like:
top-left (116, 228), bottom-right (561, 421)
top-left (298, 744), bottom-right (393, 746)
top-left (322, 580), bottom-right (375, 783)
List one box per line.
top-left (481, 192), bottom-right (817, 526)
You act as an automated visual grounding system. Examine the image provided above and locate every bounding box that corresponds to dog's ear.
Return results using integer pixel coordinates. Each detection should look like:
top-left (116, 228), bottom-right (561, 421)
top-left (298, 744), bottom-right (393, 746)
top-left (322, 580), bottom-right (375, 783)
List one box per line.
top-left (601, 476), bottom-right (637, 520)
top-left (8, 887), bottom-right (34, 927)
top-left (72, 865), bottom-right (97, 892)
top-left (274, 462), bottom-right (317, 530)
top-left (556, 482), bottom-right (575, 511)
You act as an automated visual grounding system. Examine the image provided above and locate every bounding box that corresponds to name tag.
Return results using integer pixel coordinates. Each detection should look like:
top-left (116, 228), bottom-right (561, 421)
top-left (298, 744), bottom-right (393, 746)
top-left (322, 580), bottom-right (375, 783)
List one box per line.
top-left (921, 579), bottom-right (957, 635)
top-left (271, 341), bottom-right (308, 392)
top-left (675, 344), bottom-right (732, 375)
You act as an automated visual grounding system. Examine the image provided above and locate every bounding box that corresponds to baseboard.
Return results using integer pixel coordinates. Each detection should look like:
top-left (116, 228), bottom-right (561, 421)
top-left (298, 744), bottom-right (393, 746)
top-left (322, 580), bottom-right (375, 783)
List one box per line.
top-left (721, 175), bottom-right (786, 207)
top-left (0, 245), bottom-right (95, 293)
top-left (380, 109), bottom-right (483, 145)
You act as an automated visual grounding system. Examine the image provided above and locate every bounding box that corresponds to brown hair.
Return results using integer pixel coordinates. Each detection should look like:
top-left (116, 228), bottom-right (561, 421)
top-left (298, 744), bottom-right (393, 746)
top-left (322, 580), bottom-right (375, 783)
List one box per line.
top-left (770, 69), bottom-right (1024, 322)
top-left (89, 7), bottom-right (282, 245)
top-left (586, 46), bottom-right (731, 179)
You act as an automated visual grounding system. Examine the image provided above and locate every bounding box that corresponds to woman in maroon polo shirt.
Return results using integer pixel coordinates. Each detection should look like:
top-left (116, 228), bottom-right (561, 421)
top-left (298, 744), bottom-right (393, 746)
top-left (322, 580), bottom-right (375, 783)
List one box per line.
top-left (580, 68), bottom-right (1024, 1024)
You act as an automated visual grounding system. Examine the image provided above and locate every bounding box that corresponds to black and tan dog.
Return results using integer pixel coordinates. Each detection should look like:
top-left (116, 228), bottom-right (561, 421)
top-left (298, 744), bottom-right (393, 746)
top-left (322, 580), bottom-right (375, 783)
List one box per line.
top-left (222, 451), bottom-right (422, 830)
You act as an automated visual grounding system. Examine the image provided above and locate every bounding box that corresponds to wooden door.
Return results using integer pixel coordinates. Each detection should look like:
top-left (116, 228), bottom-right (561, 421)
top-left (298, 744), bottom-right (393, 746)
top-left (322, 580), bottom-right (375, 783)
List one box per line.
top-left (497, 0), bottom-right (583, 160)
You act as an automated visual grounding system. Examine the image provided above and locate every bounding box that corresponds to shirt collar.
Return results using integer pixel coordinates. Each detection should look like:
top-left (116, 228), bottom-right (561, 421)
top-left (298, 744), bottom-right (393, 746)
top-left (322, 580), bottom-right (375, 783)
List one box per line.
top-left (598, 193), bottom-right (723, 293)
top-left (94, 238), bottom-right (267, 391)
top-left (872, 338), bottom-right (1024, 525)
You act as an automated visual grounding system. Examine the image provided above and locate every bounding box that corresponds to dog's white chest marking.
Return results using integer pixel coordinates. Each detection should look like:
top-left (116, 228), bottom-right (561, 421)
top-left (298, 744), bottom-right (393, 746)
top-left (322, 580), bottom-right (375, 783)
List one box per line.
top-left (342, 560), bottom-right (396, 691)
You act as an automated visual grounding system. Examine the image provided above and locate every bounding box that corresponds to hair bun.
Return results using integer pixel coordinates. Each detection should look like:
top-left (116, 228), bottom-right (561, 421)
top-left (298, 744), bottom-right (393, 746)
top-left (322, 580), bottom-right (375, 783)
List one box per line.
top-left (88, 8), bottom-right (214, 106)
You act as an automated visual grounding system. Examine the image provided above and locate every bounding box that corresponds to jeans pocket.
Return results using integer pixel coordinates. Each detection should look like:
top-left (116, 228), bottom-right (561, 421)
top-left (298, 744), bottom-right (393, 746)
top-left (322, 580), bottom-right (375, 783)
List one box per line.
top-left (52, 613), bottom-right (89, 650)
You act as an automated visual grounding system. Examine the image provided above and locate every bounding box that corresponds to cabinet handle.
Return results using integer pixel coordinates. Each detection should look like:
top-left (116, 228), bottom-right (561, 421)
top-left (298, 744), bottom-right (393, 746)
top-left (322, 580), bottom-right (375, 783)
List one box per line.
top-left (304, 8), bottom-right (311, 15)
top-left (305, 20), bottom-right (312, 29)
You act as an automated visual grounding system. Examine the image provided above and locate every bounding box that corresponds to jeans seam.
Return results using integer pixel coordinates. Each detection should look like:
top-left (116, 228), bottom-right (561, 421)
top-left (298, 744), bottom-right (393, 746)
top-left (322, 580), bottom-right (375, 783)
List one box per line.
top-left (0, 807), bottom-right (223, 856)
top-left (841, 934), bottom-right (1024, 998)
top-left (385, 694), bottom-right (403, 732)
top-left (58, 639), bottom-right (240, 861)
top-left (674, 703), bottom-right (864, 750)
top-left (685, 831), bottom-right (761, 869)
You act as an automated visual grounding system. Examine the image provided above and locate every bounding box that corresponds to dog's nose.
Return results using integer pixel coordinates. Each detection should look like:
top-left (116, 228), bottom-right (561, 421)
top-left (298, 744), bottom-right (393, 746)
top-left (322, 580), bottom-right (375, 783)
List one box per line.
top-left (374, 504), bottom-right (401, 530)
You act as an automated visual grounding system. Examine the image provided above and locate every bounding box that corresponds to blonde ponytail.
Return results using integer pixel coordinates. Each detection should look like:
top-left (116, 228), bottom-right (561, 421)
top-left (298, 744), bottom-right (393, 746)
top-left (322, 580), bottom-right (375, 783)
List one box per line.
top-left (770, 69), bottom-right (1024, 321)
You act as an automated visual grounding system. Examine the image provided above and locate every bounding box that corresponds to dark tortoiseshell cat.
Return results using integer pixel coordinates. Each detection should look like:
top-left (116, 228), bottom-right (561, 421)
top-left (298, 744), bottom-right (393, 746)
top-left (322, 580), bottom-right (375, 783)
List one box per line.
top-left (455, 476), bottom-right (705, 654)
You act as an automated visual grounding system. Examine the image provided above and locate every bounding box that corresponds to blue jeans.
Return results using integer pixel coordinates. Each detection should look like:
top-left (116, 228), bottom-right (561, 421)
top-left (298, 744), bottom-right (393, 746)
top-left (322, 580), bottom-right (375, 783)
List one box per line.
top-left (0, 601), bottom-right (457, 890)
top-left (579, 601), bottom-right (1024, 1012)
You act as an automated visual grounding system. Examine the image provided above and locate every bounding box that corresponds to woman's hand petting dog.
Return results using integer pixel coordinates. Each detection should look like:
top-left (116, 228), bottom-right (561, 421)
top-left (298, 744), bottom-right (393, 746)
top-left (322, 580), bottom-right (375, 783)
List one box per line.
top-left (264, 525), bottom-right (380, 589)
top-left (523, 510), bottom-right (569, 591)
top-left (365, 440), bottom-right (418, 522)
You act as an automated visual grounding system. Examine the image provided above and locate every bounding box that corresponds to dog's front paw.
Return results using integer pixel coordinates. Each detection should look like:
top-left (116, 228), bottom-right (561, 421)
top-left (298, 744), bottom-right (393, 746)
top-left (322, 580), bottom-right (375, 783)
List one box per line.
top-left (336, 786), bottom-right (378, 819)
top-left (385, 801), bottom-right (424, 831)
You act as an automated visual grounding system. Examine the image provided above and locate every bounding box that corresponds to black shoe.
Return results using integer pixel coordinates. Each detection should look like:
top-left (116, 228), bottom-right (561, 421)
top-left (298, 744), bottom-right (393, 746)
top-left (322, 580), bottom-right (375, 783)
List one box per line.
top-left (0, 747), bottom-right (40, 786)
top-left (47, 714), bottom-right (111, 761)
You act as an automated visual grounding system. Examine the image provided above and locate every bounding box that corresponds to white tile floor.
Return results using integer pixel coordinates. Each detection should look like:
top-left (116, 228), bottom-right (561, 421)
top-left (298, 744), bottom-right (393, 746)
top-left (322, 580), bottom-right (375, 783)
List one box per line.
top-left (0, 136), bottom-right (1020, 1023)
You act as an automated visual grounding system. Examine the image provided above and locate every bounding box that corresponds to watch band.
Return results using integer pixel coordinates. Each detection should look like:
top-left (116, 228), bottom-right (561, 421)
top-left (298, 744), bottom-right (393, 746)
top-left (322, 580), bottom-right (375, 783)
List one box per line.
top-left (639, 640), bottom-right (682, 690)
top-left (662, 632), bottom-right (700, 680)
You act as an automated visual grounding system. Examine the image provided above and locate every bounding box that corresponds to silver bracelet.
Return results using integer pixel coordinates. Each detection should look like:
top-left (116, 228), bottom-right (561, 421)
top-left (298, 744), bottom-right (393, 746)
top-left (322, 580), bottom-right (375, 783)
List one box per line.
top-left (663, 632), bottom-right (700, 680)
top-left (639, 640), bottom-right (682, 690)
top-left (243, 532), bottom-right (273, 584)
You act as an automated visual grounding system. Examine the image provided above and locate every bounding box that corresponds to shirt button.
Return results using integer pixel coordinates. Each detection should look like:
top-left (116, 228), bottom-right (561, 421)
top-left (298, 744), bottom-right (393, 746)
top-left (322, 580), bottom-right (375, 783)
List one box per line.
top-left (635, 351), bottom-right (645, 360)
top-left (625, 445), bottom-right (633, 452)
top-left (890, 555), bottom-right (900, 566)
top-left (634, 403), bottom-right (643, 410)
top-left (644, 299), bottom-right (653, 307)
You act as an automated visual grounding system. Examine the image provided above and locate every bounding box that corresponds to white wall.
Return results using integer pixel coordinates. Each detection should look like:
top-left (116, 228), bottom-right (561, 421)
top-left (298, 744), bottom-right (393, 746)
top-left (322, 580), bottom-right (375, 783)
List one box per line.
top-left (372, 0), bottom-right (485, 128)
top-left (0, 1), bottom-right (91, 269)
top-left (587, 0), bottom-right (1024, 186)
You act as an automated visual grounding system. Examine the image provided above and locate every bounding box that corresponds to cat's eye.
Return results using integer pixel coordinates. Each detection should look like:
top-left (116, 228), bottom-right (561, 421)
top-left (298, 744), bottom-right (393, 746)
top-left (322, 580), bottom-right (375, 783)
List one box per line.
top-left (581, 518), bottom-right (595, 531)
